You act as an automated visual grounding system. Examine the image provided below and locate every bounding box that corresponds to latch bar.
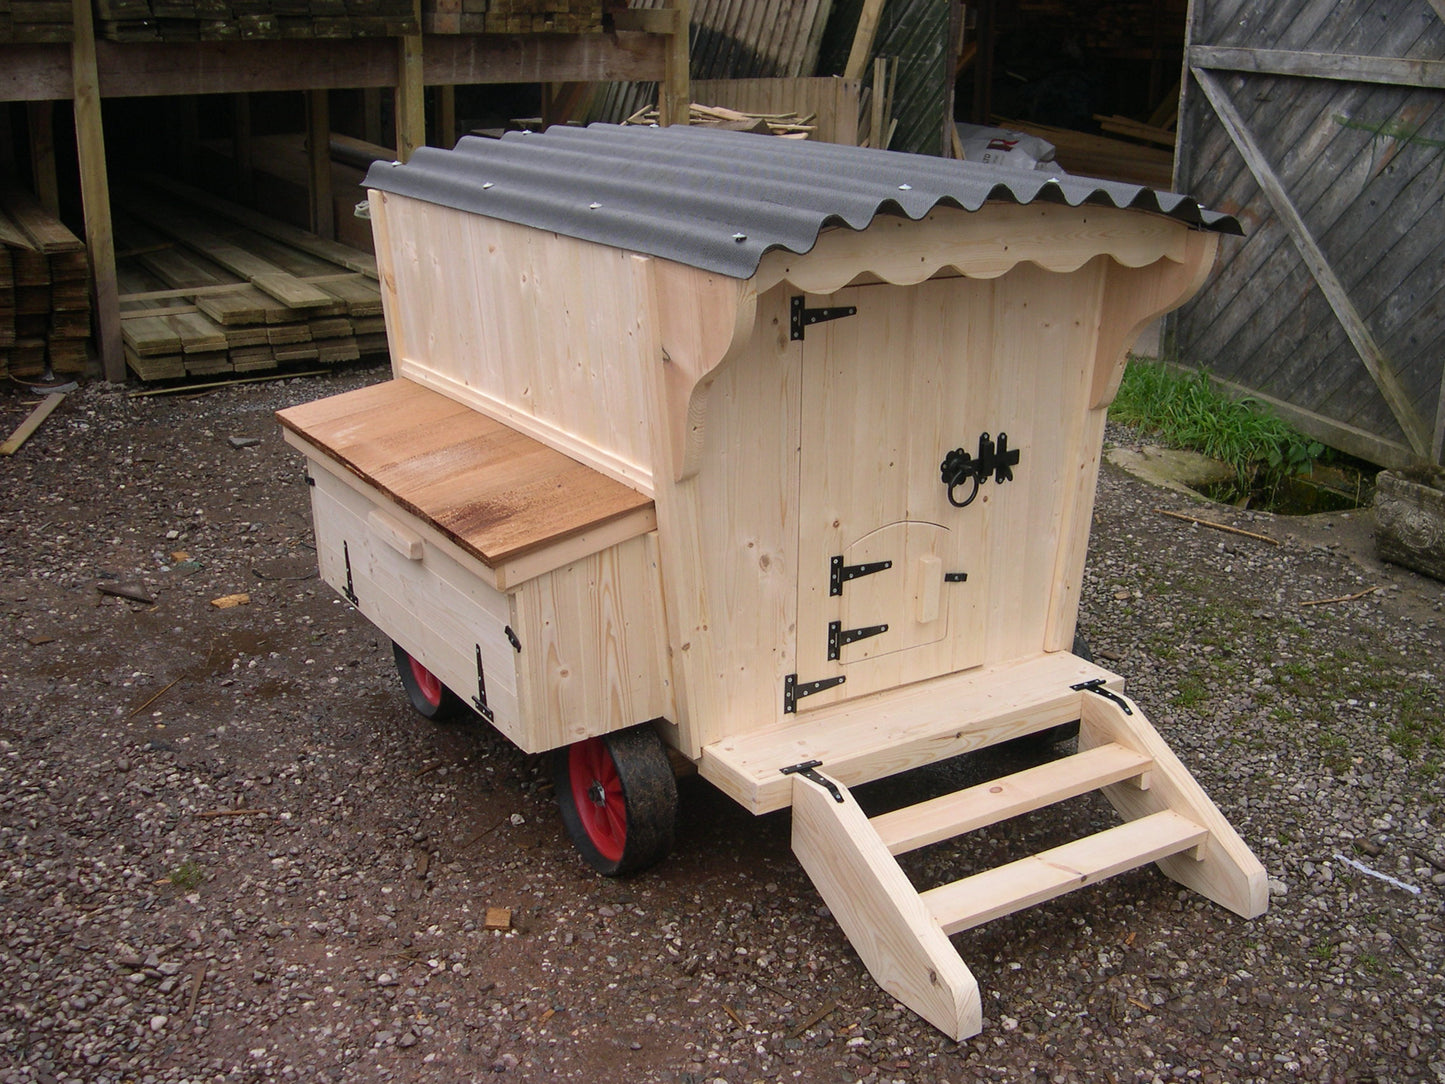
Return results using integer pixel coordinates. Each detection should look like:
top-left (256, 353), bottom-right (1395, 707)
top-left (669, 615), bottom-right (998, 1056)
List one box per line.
top-left (830, 555), bottom-right (892, 596)
top-left (341, 541), bottom-right (358, 605)
top-left (790, 295), bottom-right (858, 340)
top-left (828, 620), bottom-right (889, 660)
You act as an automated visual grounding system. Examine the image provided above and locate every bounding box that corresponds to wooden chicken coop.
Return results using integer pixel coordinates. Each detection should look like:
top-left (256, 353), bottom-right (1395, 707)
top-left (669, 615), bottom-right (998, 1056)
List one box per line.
top-left (276, 123), bottom-right (1267, 1040)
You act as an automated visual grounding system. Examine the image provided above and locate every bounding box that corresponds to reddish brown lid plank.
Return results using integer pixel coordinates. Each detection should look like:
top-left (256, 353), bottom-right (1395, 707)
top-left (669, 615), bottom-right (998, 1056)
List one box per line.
top-left (277, 378), bottom-right (653, 567)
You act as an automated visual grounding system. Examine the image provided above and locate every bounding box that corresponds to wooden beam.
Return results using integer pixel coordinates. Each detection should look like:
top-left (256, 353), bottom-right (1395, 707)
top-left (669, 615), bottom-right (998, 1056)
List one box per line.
top-left (1192, 66), bottom-right (1432, 458)
top-left (0, 35), bottom-right (672, 102)
top-left (844, 0), bottom-right (886, 81)
top-left (0, 393), bottom-right (65, 456)
top-left (307, 90), bottom-right (334, 239)
top-left (26, 102), bottom-right (59, 216)
top-left (1190, 45), bottom-right (1445, 90)
top-left (659, 2), bottom-right (690, 127)
top-left (1430, 0), bottom-right (1445, 27)
top-left (1434, 359), bottom-right (1445, 464)
top-left (71, 0), bottom-right (123, 382)
top-left (432, 85), bottom-right (455, 148)
top-left (396, 0), bottom-right (425, 163)
top-left (362, 87), bottom-right (384, 147)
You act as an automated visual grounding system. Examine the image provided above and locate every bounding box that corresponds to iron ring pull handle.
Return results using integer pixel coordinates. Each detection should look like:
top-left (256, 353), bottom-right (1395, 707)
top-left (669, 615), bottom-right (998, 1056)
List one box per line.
top-left (940, 432), bottom-right (1019, 509)
top-left (940, 447), bottom-right (982, 508)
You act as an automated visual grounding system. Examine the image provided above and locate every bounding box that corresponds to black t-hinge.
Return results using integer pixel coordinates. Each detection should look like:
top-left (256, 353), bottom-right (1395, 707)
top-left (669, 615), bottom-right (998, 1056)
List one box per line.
top-left (784, 673), bottom-right (846, 714)
top-left (780, 760), bottom-right (845, 803)
top-left (791, 296), bottom-right (858, 340)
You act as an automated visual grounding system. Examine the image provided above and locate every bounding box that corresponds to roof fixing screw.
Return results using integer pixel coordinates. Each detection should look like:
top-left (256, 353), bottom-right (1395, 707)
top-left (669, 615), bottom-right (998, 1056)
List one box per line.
top-left (589, 202), bottom-right (602, 210)
top-left (732, 232), bottom-right (747, 243)
top-left (898, 183), bottom-right (913, 191)
top-left (482, 182), bottom-right (494, 190)
top-left (389, 160), bottom-right (402, 167)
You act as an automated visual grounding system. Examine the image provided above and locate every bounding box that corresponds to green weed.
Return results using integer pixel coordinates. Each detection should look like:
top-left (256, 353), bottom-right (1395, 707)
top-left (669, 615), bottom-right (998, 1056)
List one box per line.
top-left (167, 860), bottom-right (204, 890)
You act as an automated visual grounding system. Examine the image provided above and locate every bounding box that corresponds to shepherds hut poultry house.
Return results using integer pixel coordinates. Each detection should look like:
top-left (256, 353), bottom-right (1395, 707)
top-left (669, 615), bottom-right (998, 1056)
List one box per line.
top-left (276, 123), bottom-right (1267, 1040)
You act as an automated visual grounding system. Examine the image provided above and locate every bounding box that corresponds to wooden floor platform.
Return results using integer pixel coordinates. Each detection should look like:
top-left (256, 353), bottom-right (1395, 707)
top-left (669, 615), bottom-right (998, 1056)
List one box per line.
top-left (700, 652), bottom-right (1123, 815)
top-left (277, 378), bottom-right (657, 573)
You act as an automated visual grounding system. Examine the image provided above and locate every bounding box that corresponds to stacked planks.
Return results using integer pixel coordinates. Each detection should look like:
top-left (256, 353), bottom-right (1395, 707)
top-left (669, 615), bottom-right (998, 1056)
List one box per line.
top-left (114, 181), bottom-right (385, 382)
top-left (0, 185), bottom-right (91, 382)
top-left (421, 0), bottom-right (600, 34)
top-left (95, 0), bottom-right (417, 42)
top-left (624, 101), bottom-right (817, 138)
top-left (0, 0), bottom-right (74, 42)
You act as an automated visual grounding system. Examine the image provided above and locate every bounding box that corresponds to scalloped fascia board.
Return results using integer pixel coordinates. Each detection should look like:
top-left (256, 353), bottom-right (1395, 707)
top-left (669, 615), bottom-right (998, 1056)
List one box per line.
top-left (750, 202), bottom-right (1195, 296)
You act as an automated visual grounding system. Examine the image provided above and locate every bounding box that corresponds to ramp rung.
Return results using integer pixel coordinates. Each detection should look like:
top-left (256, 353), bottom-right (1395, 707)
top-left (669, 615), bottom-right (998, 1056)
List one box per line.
top-left (871, 742), bottom-right (1154, 856)
top-left (923, 810), bottom-right (1208, 936)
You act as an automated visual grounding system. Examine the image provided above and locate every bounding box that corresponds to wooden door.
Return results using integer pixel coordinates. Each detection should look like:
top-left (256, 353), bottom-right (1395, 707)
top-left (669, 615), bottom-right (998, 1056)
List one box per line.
top-left (793, 280), bottom-right (989, 712)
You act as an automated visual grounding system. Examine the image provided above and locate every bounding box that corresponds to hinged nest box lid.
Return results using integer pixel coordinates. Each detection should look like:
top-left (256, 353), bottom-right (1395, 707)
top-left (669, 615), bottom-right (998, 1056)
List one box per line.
top-left (364, 123), bottom-right (1241, 280)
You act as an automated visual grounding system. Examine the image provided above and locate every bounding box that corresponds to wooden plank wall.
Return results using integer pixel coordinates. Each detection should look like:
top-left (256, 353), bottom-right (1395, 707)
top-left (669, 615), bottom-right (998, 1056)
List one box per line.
top-left (1172, 0), bottom-right (1445, 466)
top-left (691, 77), bottom-right (861, 144)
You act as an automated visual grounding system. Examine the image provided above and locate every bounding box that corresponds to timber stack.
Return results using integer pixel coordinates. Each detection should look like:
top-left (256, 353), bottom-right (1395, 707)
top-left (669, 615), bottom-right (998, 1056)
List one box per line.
top-left (0, 186), bottom-right (91, 382)
top-left (94, 0), bottom-right (417, 42)
top-left (420, 0), bottom-right (600, 35)
top-left (0, 0), bottom-right (73, 42)
top-left (113, 180), bottom-right (384, 382)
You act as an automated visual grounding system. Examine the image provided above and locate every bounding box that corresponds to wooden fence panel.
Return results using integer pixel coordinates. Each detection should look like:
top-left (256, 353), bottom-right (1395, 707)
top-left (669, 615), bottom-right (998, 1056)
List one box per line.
top-left (1174, 0), bottom-right (1445, 466)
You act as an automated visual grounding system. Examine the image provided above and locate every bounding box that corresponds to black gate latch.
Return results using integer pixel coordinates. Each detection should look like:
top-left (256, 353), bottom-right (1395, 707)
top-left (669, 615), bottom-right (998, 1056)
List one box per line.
top-left (780, 760), bottom-right (845, 803)
top-left (940, 432), bottom-right (1020, 508)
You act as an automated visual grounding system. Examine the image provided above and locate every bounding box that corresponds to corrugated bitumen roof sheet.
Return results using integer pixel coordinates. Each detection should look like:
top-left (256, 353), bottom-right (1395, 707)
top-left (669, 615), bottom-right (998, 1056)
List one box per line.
top-left (364, 123), bottom-right (1242, 281)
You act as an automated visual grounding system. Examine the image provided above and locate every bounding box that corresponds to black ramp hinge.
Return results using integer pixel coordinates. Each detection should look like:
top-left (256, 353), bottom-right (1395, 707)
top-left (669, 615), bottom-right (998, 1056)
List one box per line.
top-left (472, 644), bottom-right (495, 722)
top-left (341, 541), bottom-right (358, 604)
top-left (944, 571), bottom-right (968, 583)
top-left (828, 620), bottom-right (889, 660)
top-left (830, 555), bottom-right (893, 596)
top-left (780, 760), bottom-right (845, 803)
top-left (1071, 678), bottom-right (1133, 716)
top-left (791, 295), bottom-right (858, 340)
top-left (504, 626), bottom-right (521, 653)
top-left (784, 673), bottom-right (846, 714)
top-left (304, 471), bottom-right (315, 487)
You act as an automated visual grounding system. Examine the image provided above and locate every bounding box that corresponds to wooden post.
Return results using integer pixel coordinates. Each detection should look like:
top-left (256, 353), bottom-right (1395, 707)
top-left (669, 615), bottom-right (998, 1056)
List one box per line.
top-left (434, 85), bottom-right (456, 148)
top-left (395, 0), bottom-right (426, 161)
top-left (844, 0), bottom-right (886, 81)
top-left (363, 87), bottom-right (384, 147)
top-left (26, 101), bottom-right (59, 216)
top-left (232, 93), bottom-right (254, 202)
top-left (71, 0), bottom-right (124, 382)
top-left (307, 89), bottom-right (335, 239)
top-left (971, 0), bottom-right (995, 124)
top-left (658, 0), bottom-right (690, 127)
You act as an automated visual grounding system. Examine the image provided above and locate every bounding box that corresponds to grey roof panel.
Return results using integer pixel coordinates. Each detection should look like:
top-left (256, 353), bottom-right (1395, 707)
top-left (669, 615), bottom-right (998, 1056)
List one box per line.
top-left (365, 124), bottom-right (1241, 280)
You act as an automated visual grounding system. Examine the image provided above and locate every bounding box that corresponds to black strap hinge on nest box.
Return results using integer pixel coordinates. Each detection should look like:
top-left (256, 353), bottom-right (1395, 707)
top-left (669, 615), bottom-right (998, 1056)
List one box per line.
top-left (472, 644), bottom-right (495, 722)
top-left (791, 296), bottom-right (857, 340)
top-left (780, 760), bottom-right (845, 803)
top-left (828, 620), bottom-right (888, 660)
top-left (940, 431), bottom-right (1021, 508)
top-left (1071, 678), bottom-right (1133, 716)
top-left (784, 673), bottom-right (846, 714)
top-left (830, 555), bottom-right (892, 596)
top-left (341, 541), bottom-right (358, 605)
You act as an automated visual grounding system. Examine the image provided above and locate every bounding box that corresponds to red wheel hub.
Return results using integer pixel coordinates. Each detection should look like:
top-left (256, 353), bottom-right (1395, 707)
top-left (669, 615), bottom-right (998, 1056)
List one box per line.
top-left (408, 655), bottom-right (444, 708)
top-left (568, 737), bottom-right (626, 863)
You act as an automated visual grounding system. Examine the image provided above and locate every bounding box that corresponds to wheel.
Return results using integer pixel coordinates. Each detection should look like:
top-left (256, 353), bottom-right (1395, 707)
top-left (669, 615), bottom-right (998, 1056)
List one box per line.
top-left (392, 641), bottom-right (465, 722)
top-left (553, 724), bottom-right (677, 877)
top-left (1015, 635), bottom-right (1094, 748)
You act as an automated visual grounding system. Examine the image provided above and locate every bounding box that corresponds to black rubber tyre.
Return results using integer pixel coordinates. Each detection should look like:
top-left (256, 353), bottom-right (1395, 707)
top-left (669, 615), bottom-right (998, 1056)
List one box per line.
top-left (392, 641), bottom-right (466, 722)
top-left (553, 724), bottom-right (677, 877)
top-left (1018, 635), bottom-right (1094, 748)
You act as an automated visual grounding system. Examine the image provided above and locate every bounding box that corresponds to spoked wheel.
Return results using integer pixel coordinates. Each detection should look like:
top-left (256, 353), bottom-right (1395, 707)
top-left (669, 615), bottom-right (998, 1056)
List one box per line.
top-left (553, 724), bottom-right (677, 877)
top-left (391, 641), bottom-right (465, 722)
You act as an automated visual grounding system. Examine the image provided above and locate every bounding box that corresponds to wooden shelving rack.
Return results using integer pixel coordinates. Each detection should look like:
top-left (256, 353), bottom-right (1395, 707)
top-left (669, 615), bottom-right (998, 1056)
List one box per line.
top-left (0, 0), bottom-right (690, 381)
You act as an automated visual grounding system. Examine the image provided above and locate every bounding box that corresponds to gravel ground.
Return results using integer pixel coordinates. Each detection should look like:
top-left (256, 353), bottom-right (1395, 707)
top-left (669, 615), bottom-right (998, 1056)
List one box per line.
top-left (1, 366), bottom-right (1442, 1084)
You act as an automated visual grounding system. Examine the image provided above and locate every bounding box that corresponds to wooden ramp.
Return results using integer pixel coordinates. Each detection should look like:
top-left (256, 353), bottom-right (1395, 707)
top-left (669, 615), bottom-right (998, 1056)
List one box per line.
top-left (782, 681), bottom-right (1267, 1040)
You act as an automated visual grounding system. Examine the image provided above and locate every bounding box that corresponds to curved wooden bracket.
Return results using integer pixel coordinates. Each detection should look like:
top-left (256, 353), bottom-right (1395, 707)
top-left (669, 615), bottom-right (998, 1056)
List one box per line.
top-left (635, 256), bottom-right (758, 482)
top-left (1090, 229), bottom-right (1220, 410)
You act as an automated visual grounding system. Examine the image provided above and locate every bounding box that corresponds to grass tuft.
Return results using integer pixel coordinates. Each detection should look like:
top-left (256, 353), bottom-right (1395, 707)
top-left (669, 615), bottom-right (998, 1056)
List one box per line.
top-left (1110, 359), bottom-right (1324, 501)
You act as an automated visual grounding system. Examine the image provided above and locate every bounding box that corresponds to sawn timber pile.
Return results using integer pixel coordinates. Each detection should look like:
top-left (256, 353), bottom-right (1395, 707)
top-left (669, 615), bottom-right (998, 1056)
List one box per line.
top-left (0, 184), bottom-right (91, 382)
top-left (114, 180), bottom-right (385, 382)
